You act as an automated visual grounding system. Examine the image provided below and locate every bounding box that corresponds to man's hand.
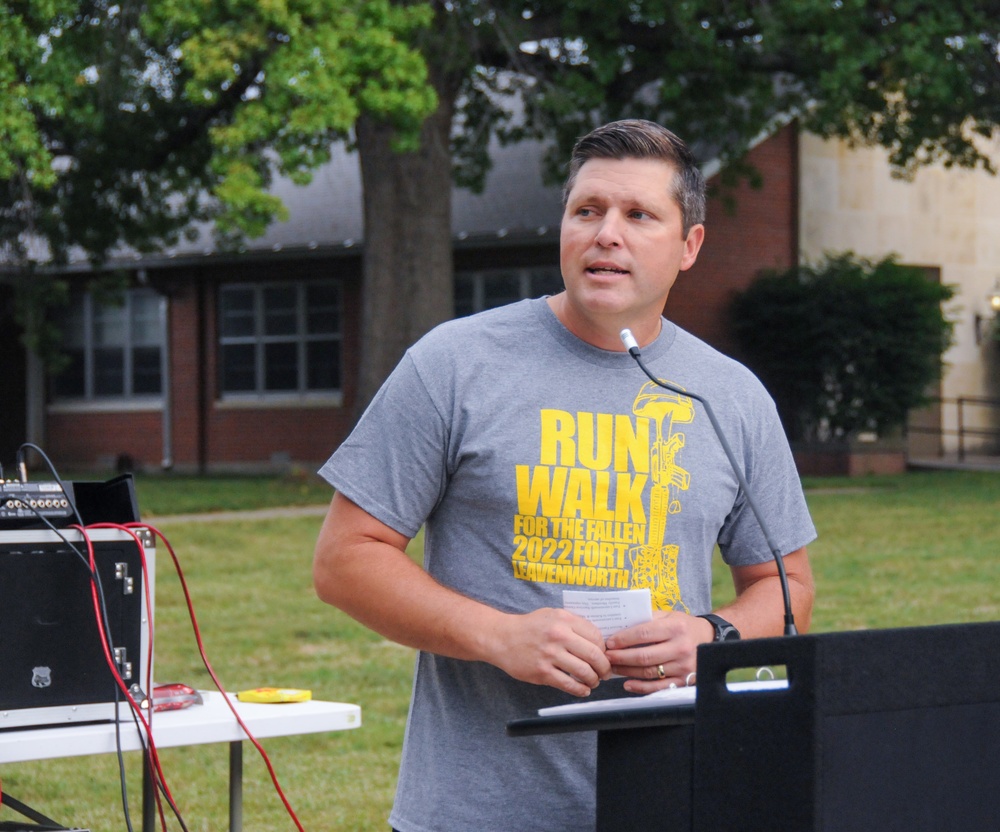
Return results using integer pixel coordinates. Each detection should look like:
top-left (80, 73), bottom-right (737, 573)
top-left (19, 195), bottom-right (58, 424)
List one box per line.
top-left (604, 612), bottom-right (714, 694)
top-left (488, 608), bottom-right (612, 698)
top-left (603, 548), bottom-right (815, 694)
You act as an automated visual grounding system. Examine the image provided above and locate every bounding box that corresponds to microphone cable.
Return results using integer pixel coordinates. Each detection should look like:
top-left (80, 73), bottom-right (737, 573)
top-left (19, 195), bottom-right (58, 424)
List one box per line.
top-left (620, 328), bottom-right (798, 636)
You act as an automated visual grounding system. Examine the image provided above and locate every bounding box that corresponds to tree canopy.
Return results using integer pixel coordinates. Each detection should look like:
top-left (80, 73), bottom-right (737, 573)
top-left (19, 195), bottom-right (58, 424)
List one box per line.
top-left (441, 0), bottom-right (1000, 188)
top-left (3, 1), bottom-right (1000, 404)
top-left (1, 0), bottom-right (435, 265)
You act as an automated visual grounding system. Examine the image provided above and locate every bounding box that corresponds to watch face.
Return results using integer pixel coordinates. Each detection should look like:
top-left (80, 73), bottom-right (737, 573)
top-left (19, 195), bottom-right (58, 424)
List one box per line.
top-left (719, 623), bottom-right (740, 642)
top-left (701, 614), bottom-right (740, 642)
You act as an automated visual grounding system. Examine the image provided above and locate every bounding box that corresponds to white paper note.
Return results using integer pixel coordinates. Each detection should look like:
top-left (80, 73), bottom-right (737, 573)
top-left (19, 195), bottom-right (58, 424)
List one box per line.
top-left (562, 588), bottom-right (653, 639)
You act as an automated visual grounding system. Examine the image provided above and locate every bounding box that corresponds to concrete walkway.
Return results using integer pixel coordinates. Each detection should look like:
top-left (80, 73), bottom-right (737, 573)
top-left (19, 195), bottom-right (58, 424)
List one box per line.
top-left (908, 455), bottom-right (1000, 473)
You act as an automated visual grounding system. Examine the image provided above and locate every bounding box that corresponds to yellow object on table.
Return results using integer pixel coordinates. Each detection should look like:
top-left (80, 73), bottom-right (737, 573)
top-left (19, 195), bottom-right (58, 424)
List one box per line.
top-left (236, 687), bottom-right (312, 704)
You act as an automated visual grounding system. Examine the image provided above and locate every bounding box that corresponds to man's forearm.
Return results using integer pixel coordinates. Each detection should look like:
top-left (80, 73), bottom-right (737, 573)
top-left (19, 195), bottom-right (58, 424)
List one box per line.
top-left (718, 547), bottom-right (815, 639)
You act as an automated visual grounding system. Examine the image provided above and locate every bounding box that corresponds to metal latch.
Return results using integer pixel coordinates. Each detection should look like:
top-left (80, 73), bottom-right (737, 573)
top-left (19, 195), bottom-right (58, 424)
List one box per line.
top-left (114, 647), bottom-right (133, 680)
top-left (115, 562), bottom-right (135, 595)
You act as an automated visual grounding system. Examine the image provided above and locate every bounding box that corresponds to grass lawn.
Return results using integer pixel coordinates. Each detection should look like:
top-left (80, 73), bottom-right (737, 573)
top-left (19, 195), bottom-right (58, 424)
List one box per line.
top-left (2, 469), bottom-right (998, 830)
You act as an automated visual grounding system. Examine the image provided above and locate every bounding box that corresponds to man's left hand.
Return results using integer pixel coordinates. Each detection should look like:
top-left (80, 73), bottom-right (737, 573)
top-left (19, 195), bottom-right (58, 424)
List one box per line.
top-left (604, 611), bottom-right (714, 694)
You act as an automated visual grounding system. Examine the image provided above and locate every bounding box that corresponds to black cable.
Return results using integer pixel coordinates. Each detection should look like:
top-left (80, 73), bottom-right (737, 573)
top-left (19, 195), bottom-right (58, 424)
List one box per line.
top-left (15, 442), bottom-right (85, 528)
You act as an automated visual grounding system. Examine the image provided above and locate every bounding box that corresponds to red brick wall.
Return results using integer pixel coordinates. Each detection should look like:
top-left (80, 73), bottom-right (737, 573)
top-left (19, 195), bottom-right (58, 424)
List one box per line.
top-left (666, 123), bottom-right (799, 355)
top-left (46, 409), bottom-right (163, 470)
top-left (205, 406), bottom-right (353, 467)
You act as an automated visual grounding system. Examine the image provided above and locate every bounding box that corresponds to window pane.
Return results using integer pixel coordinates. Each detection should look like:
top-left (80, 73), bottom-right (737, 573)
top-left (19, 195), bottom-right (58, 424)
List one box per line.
top-left (94, 303), bottom-right (126, 347)
top-left (307, 340), bottom-right (340, 390)
top-left (306, 283), bottom-right (339, 335)
top-left (132, 346), bottom-right (162, 394)
top-left (132, 291), bottom-right (163, 346)
top-left (482, 271), bottom-right (522, 310)
top-left (221, 343), bottom-right (256, 392)
top-left (530, 268), bottom-right (564, 298)
top-left (454, 276), bottom-right (475, 318)
top-left (220, 288), bottom-right (255, 338)
top-left (53, 350), bottom-right (86, 397)
top-left (264, 342), bottom-right (298, 390)
top-left (263, 286), bottom-right (297, 336)
top-left (61, 303), bottom-right (86, 347)
top-left (94, 347), bottom-right (125, 395)
top-left (218, 280), bottom-right (342, 395)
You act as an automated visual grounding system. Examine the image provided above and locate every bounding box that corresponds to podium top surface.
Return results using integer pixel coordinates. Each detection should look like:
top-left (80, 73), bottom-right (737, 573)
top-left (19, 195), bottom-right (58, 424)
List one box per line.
top-left (507, 699), bottom-right (695, 736)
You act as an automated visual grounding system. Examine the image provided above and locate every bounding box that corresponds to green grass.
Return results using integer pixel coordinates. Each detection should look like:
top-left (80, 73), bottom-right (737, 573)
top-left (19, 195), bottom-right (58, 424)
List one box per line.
top-left (709, 470), bottom-right (1000, 631)
top-left (3, 470), bottom-right (1000, 830)
top-left (130, 471), bottom-right (334, 516)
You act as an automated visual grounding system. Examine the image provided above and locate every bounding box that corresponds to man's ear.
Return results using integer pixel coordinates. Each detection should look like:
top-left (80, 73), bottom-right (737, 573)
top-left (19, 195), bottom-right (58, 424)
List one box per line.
top-left (680, 224), bottom-right (705, 272)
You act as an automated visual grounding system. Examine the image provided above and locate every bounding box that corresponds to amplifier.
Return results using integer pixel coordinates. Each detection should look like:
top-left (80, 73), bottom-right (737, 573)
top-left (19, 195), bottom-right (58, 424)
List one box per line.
top-left (0, 527), bottom-right (154, 730)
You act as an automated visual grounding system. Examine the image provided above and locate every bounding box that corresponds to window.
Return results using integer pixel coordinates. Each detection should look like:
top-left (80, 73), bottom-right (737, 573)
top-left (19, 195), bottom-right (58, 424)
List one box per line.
top-left (455, 266), bottom-right (563, 318)
top-left (218, 280), bottom-right (342, 397)
top-left (52, 288), bottom-right (165, 401)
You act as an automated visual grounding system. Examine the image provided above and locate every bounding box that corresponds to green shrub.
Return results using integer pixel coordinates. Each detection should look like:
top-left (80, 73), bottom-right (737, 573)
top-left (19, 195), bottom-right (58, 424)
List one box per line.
top-left (730, 252), bottom-right (954, 443)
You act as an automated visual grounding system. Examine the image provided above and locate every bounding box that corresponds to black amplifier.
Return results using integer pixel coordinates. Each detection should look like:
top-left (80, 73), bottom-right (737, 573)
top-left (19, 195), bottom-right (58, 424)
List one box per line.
top-left (0, 527), bottom-right (154, 729)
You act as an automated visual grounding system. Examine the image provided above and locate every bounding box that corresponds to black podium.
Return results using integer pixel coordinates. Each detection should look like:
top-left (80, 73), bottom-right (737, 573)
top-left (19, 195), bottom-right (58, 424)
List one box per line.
top-left (508, 621), bottom-right (1000, 831)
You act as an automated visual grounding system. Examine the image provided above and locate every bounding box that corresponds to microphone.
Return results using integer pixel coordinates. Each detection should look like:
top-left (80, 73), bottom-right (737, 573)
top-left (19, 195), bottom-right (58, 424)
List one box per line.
top-left (619, 328), bottom-right (798, 636)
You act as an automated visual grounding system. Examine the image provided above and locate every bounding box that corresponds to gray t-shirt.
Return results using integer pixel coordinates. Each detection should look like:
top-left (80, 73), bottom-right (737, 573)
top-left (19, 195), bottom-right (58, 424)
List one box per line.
top-left (320, 298), bottom-right (815, 832)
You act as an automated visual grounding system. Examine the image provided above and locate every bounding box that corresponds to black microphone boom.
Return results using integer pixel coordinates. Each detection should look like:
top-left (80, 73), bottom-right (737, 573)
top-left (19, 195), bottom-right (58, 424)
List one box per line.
top-left (619, 328), bottom-right (798, 636)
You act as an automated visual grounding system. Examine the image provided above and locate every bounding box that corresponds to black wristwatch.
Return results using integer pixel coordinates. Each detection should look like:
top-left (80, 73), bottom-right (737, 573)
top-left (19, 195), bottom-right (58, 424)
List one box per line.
top-left (698, 613), bottom-right (741, 642)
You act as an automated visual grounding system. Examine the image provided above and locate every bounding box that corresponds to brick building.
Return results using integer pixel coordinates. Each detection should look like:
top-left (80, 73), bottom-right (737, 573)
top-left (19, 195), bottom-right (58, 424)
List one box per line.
top-left (7, 124), bottom-right (800, 473)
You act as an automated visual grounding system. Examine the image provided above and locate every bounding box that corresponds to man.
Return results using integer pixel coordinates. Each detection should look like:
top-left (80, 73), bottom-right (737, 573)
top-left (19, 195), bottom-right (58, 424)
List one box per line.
top-left (313, 119), bottom-right (816, 831)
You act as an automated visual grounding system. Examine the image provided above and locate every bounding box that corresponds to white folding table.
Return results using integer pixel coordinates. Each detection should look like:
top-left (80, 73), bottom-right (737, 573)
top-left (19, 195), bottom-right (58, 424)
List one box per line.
top-left (0, 691), bottom-right (361, 831)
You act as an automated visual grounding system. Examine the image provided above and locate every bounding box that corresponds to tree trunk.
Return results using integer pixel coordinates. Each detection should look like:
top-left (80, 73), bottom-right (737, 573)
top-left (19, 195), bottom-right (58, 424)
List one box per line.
top-left (355, 83), bottom-right (456, 418)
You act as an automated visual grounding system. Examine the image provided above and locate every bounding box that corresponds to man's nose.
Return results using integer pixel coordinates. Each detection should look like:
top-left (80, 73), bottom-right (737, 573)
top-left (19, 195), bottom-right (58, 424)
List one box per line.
top-left (595, 211), bottom-right (624, 248)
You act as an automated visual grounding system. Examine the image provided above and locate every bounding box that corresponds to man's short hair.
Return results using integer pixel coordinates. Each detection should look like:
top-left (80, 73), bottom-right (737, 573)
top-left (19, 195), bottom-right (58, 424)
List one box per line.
top-left (563, 119), bottom-right (706, 236)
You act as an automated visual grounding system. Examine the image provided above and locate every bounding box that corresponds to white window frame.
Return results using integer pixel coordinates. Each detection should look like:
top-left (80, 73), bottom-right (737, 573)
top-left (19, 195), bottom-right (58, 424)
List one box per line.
top-left (50, 287), bottom-right (166, 407)
top-left (217, 279), bottom-right (343, 403)
top-left (454, 266), bottom-right (563, 317)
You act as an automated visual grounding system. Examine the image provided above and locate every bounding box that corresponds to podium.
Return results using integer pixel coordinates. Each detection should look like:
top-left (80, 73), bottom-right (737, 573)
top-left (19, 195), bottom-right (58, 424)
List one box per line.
top-left (508, 621), bottom-right (1000, 831)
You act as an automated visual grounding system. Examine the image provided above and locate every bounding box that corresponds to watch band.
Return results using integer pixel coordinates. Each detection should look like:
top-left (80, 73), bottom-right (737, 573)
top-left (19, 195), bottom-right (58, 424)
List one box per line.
top-left (698, 613), bottom-right (741, 642)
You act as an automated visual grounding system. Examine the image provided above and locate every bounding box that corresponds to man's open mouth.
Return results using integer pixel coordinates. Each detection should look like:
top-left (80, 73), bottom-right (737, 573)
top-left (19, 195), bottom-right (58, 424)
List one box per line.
top-left (587, 266), bottom-right (629, 275)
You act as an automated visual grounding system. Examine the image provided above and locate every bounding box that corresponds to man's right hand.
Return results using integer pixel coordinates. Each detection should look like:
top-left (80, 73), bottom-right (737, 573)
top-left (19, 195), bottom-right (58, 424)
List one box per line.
top-left (487, 607), bottom-right (611, 697)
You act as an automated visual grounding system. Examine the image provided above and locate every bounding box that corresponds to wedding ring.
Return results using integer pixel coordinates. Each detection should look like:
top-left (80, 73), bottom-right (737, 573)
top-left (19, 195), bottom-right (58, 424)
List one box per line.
top-left (656, 664), bottom-right (666, 679)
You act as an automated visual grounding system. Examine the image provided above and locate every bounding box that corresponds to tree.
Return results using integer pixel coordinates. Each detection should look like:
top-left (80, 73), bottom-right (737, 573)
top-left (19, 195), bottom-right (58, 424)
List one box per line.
top-left (1, 0), bottom-right (436, 356)
top-left (729, 253), bottom-right (955, 442)
top-left (5, 1), bottom-right (1000, 413)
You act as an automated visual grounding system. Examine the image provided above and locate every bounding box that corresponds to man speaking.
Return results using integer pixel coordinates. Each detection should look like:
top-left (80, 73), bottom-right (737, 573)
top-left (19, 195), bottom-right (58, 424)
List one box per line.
top-left (313, 119), bottom-right (815, 832)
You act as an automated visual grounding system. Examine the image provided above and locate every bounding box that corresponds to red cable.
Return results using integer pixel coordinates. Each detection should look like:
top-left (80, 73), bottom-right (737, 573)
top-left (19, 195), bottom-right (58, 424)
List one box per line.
top-left (73, 525), bottom-right (176, 831)
top-left (85, 522), bottom-right (173, 831)
top-left (124, 522), bottom-right (308, 832)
